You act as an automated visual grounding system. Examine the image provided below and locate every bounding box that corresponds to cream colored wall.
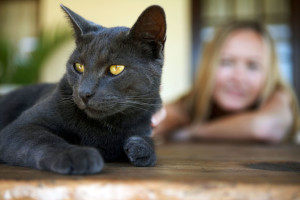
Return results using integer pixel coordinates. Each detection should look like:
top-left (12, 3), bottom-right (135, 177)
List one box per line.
top-left (39, 0), bottom-right (191, 102)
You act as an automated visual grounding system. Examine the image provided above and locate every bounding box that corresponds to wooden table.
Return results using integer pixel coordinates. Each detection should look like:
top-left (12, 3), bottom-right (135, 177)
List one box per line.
top-left (0, 142), bottom-right (299, 200)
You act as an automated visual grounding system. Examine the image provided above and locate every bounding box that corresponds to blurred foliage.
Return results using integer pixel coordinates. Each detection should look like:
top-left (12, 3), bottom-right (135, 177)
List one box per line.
top-left (0, 28), bottom-right (72, 84)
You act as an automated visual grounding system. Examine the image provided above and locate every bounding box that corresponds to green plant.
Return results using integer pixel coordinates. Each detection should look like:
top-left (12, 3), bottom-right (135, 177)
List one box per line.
top-left (0, 28), bottom-right (72, 84)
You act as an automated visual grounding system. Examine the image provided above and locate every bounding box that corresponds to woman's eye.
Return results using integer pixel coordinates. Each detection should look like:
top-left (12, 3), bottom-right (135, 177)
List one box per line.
top-left (74, 63), bottom-right (85, 73)
top-left (247, 62), bottom-right (260, 71)
top-left (220, 59), bottom-right (234, 67)
top-left (109, 65), bottom-right (125, 75)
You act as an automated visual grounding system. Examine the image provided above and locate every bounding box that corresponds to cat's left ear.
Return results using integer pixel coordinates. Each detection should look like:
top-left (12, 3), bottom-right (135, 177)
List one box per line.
top-left (130, 5), bottom-right (167, 51)
top-left (60, 5), bottom-right (100, 39)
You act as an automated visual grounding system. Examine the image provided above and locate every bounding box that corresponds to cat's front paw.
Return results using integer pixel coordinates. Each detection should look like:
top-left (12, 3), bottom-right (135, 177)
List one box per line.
top-left (124, 136), bottom-right (156, 167)
top-left (47, 147), bottom-right (104, 174)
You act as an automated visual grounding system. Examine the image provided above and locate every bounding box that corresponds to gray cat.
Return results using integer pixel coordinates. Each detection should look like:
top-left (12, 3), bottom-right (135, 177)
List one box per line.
top-left (0, 5), bottom-right (166, 174)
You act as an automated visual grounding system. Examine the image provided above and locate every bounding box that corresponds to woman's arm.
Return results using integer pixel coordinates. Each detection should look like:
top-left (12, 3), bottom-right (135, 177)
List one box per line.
top-left (151, 101), bottom-right (190, 137)
top-left (188, 89), bottom-right (293, 143)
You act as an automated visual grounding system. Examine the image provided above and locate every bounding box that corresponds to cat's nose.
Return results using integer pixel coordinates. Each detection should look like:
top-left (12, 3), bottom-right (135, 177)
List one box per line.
top-left (79, 90), bottom-right (94, 104)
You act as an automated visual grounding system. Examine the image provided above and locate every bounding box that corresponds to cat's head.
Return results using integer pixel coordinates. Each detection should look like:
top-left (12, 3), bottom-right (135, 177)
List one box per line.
top-left (61, 5), bottom-right (166, 120)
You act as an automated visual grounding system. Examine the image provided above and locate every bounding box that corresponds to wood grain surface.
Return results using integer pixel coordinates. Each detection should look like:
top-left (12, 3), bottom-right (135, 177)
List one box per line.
top-left (0, 142), bottom-right (299, 200)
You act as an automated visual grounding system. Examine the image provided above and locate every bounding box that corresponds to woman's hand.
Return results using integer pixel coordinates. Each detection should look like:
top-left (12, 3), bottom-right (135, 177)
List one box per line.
top-left (151, 107), bottom-right (167, 144)
top-left (151, 102), bottom-right (191, 138)
top-left (151, 107), bottom-right (167, 128)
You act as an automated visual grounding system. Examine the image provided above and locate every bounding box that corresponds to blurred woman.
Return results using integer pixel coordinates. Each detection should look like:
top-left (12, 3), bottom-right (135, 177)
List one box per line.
top-left (152, 21), bottom-right (300, 143)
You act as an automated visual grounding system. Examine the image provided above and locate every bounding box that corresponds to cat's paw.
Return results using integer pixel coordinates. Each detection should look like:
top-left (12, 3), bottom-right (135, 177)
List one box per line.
top-left (124, 136), bottom-right (156, 167)
top-left (48, 147), bottom-right (104, 174)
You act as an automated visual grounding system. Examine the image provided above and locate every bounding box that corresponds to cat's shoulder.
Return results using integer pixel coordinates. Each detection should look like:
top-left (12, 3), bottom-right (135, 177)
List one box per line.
top-left (2, 83), bottom-right (56, 99)
top-left (0, 83), bottom-right (57, 110)
top-left (0, 83), bottom-right (58, 130)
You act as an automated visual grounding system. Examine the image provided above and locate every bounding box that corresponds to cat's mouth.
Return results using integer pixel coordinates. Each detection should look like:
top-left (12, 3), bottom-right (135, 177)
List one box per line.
top-left (83, 106), bottom-right (106, 119)
top-left (81, 103), bottom-right (121, 119)
top-left (74, 95), bottom-right (101, 112)
top-left (74, 95), bottom-right (132, 119)
top-left (85, 106), bottom-right (100, 113)
top-left (74, 98), bottom-right (103, 117)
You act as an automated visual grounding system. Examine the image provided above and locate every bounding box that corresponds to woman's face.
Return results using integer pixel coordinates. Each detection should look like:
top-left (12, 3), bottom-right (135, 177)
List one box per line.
top-left (212, 29), bottom-right (268, 112)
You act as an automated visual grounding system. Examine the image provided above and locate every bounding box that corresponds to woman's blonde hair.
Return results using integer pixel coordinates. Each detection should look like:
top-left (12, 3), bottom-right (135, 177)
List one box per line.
top-left (185, 21), bottom-right (300, 142)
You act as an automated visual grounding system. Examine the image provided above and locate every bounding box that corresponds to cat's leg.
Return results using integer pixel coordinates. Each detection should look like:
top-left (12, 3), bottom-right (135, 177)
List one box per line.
top-left (123, 136), bottom-right (156, 167)
top-left (0, 124), bottom-right (104, 174)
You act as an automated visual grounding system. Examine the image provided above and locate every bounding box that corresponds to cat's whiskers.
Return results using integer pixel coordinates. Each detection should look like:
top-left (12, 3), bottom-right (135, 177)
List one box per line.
top-left (86, 99), bottom-right (156, 114)
top-left (94, 99), bottom-right (161, 107)
top-left (59, 97), bottom-right (74, 104)
top-left (118, 103), bottom-right (153, 113)
top-left (113, 100), bottom-right (160, 113)
top-left (126, 94), bottom-right (161, 99)
top-left (125, 97), bottom-right (161, 101)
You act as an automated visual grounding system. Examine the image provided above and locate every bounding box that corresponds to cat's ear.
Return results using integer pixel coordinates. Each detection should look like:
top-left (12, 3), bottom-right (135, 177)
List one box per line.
top-left (130, 5), bottom-right (166, 48)
top-left (60, 5), bottom-right (100, 38)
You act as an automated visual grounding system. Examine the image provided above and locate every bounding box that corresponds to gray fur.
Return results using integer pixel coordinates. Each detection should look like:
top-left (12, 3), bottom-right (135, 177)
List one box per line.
top-left (0, 5), bottom-right (166, 174)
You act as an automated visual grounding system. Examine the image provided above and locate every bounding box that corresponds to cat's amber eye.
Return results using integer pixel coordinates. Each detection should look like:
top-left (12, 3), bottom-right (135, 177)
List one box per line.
top-left (74, 63), bottom-right (85, 73)
top-left (109, 65), bottom-right (125, 75)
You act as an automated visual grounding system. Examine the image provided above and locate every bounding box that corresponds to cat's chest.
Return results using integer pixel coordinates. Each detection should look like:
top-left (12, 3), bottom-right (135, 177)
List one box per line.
top-left (69, 122), bottom-right (130, 161)
top-left (65, 120), bottom-right (128, 145)
top-left (81, 125), bottom-right (127, 145)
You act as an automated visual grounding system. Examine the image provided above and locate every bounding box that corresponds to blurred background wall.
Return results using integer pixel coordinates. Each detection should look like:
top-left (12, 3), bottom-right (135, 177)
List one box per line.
top-left (0, 0), bottom-right (299, 102)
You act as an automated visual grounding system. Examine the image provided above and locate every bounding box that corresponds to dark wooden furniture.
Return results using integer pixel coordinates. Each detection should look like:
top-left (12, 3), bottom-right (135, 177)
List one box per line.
top-left (0, 142), bottom-right (299, 199)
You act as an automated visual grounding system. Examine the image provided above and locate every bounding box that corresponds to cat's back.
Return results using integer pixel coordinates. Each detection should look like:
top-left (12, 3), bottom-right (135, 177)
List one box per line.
top-left (0, 83), bottom-right (56, 130)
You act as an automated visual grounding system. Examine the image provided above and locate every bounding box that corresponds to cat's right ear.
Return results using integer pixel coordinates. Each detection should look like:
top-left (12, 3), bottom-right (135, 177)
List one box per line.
top-left (129, 5), bottom-right (167, 54)
top-left (60, 5), bottom-right (100, 39)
